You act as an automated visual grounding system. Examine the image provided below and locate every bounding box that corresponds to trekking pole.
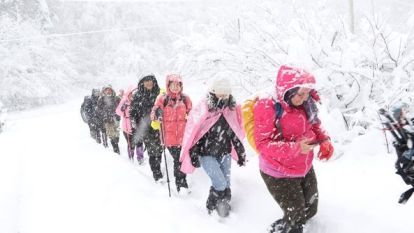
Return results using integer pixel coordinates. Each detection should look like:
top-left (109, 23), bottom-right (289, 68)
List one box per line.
top-left (378, 111), bottom-right (390, 153)
top-left (159, 120), bottom-right (171, 197)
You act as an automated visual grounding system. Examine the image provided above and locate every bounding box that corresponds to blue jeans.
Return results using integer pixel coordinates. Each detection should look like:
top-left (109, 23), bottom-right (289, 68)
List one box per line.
top-left (199, 154), bottom-right (231, 191)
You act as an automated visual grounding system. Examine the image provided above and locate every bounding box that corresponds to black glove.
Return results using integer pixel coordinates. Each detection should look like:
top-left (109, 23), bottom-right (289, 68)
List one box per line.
top-left (190, 153), bottom-right (200, 168)
top-left (115, 115), bottom-right (120, 121)
top-left (237, 154), bottom-right (246, 167)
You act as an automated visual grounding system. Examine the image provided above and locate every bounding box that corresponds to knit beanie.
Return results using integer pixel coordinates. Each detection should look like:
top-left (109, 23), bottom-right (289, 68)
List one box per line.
top-left (209, 77), bottom-right (232, 95)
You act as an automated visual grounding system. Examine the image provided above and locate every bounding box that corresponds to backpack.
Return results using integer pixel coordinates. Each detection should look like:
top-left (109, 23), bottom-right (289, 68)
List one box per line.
top-left (80, 96), bottom-right (90, 123)
top-left (379, 107), bottom-right (414, 204)
top-left (242, 97), bottom-right (283, 153)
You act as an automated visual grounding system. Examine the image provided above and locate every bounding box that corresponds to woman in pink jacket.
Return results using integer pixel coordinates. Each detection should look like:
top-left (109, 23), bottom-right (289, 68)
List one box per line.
top-left (116, 87), bottom-right (144, 164)
top-left (179, 77), bottom-right (246, 216)
top-left (151, 74), bottom-right (192, 192)
top-left (254, 65), bottom-right (334, 233)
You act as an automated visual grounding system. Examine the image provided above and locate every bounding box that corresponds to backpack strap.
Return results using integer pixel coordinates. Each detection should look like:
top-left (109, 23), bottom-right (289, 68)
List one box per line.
top-left (162, 94), bottom-right (169, 108)
top-left (274, 100), bottom-right (283, 138)
top-left (163, 93), bottom-right (187, 108)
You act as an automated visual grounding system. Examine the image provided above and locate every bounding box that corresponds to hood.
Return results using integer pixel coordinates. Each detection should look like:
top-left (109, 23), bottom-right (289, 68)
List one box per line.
top-left (101, 86), bottom-right (116, 97)
top-left (165, 74), bottom-right (183, 96)
top-left (276, 65), bottom-right (316, 105)
top-left (123, 85), bottom-right (137, 100)
top-left (137, 74), bottom-right (160, 94)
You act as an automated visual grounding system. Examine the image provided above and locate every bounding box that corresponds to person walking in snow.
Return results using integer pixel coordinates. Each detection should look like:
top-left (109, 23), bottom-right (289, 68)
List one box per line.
top-left (179, 76), bottom-right (246, 215)
top-left (130, 74), bottom-right (164, 182)
top-left (81, 88), bottom-right (105, 144)
top-left (150, 74), bottom-right (192, 192)
top-left (254, 65), bottom-right (334, 233)
top-left (116, 86), bottom-right (141, 163)
top-left (98, 85), bottom-right (121, 154)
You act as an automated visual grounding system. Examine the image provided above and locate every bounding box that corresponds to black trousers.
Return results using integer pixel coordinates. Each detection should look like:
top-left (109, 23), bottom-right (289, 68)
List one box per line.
top-left (260, 168), bottom-right (318, 229)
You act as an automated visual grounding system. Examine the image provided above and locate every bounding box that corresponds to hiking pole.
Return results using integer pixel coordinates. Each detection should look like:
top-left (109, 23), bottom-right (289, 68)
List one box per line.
top-left (159, 119), bottom-right (171, 197)
top-left (378, 111), bottom-right (390, 153)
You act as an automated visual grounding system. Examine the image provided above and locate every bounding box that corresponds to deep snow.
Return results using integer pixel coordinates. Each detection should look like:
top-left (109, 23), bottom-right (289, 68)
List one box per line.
top-left (0, 97), bottom-right (413, 233)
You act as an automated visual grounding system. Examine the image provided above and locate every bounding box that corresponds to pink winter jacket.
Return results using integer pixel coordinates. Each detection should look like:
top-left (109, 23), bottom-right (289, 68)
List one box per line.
top-left (254, 65), bottom-right (329, 177)
top-left (180, 97), bottom-right (246, 174)
top-left (116, 87), bottom-right (136, 135)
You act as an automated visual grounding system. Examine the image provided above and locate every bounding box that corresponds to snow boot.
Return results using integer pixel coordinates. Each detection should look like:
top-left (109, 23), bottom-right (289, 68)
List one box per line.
top-left (224, 187), bottom-right (231, 202)
top-left (268, 219), bottom-right (286, 233)
top-left (111, 138), bottom-right (120, 154)
top-left (268, 219), bottom-right (303, 233)
top-left (176, 177), bottom-right (188, 192)
top-left (149, 156), bottom-right (163, 182)
top-left (216, 199), bottom-right (230, 217)
top-left (206, 187), bottom-right (229, 216)
top-left (206, 187), bottom-right (220, 214)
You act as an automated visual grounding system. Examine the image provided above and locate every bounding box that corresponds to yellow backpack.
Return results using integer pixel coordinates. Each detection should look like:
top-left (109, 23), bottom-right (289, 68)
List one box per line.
top-left (241, 97), bottom-right (283, 153)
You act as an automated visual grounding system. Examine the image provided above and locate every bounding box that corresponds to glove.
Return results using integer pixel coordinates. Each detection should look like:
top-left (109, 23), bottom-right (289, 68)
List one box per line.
top-left (190, 153), bottom-right (200, 168)
top-left (151, 120), bottom-right (161, 130)
top-left (318, 140), bottom-right (334, 160)
top-left (237, 154), bottom-right (246, 167)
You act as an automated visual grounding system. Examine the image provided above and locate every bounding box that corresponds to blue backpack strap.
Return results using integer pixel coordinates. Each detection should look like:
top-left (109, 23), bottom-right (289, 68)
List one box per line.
top-left (274, 100), bottom-right (283, 138)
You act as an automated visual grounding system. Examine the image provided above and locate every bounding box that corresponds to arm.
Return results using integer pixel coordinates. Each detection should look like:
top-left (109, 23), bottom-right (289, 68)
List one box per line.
top-left (151, 95), bottom-right (164, 121)
top-left (311, 120), bottom-right (330, 141)
top-left (231, 131), bottom-right (246, 165)
top-left (184, 95), bottom-right (192, 114)
top-left (115, 97), bottom-right (127, 118)
top-left (253, 99), bottom-right (301, 159)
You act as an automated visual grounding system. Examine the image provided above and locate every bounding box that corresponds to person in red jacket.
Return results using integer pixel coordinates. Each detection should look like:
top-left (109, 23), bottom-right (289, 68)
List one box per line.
top-left (151, 74), bottom-right (192, 192)
top-left (254, 65), bottom-right (334, 233)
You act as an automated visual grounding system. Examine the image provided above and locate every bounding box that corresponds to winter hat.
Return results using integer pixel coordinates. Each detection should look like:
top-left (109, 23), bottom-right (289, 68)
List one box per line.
top-left (209, 77), bottom-right (232, 95)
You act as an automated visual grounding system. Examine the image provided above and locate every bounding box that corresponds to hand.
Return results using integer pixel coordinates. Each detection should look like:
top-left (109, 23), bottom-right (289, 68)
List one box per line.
top-left (299, 138), bottom-right (316, 154)
top-left (318, 140), bottom-right (334, 160)
top-left (190, 154), bottom-right (200, 168)
top-left (237, 154), bottom-right (246, 167)
top-left (151, 120), bottom-right (161, 130)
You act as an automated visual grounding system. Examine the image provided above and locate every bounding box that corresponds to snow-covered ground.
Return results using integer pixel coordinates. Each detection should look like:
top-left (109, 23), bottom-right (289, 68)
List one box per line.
top-left (0, 97), bottom-right (413, 233)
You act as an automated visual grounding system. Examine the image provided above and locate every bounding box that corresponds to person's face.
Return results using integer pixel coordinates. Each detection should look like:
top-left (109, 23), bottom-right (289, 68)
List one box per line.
top-left (143, 80), bottom-right (154, 90)
top-left (291, 87), bottom-right (311, 106)
top-left (104, 88), bottom-right (113, 96)
top-left (169, 82), bottom-right (181, 94)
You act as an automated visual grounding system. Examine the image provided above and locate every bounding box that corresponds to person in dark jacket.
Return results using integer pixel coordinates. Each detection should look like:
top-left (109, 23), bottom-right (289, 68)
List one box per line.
top-left (98, 85), bottom-right (121, 154)
top-left (130, 74), bottom-right (164, 182)
top-left (81, 88), bottom-right (105, 144)
top-left (179, 77), bottom-right (246, 215)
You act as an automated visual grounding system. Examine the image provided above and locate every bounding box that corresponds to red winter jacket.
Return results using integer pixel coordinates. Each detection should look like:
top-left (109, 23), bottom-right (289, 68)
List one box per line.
top-left (254, 65), bottom-right (329, 177)
top-left (151, 75), bottom-right (192, 147)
